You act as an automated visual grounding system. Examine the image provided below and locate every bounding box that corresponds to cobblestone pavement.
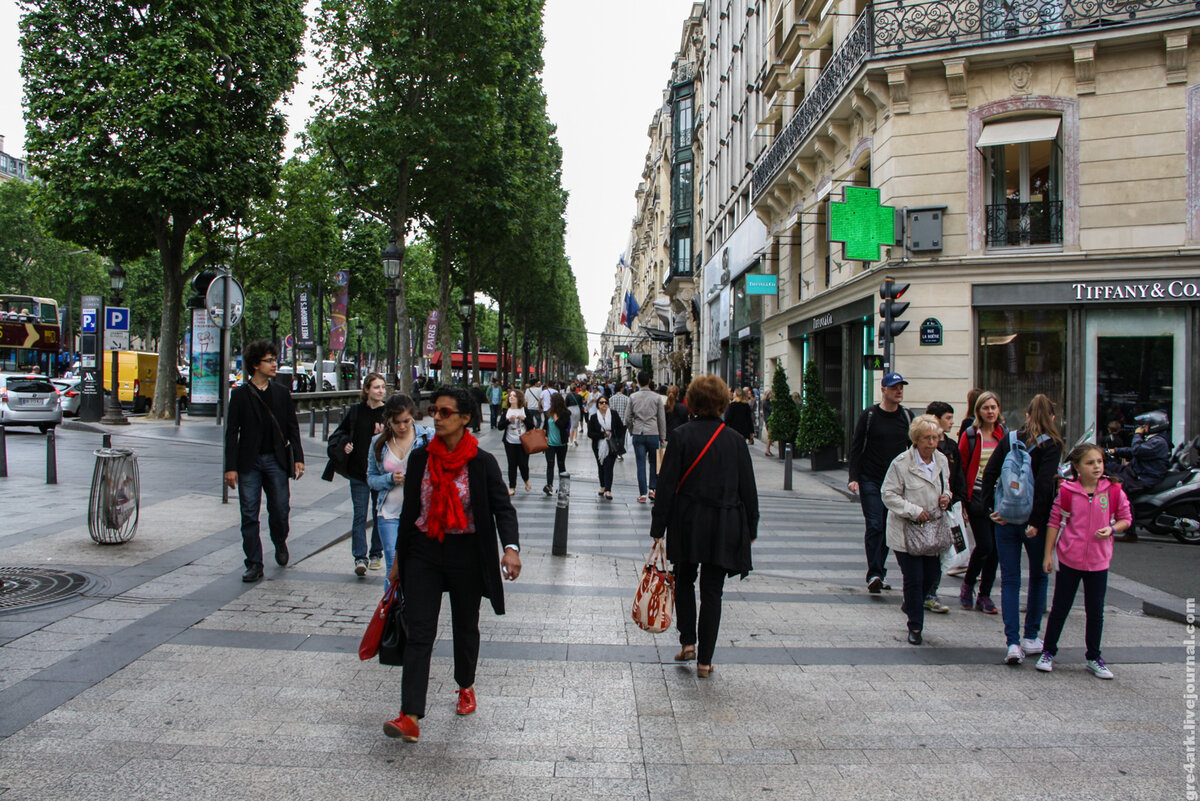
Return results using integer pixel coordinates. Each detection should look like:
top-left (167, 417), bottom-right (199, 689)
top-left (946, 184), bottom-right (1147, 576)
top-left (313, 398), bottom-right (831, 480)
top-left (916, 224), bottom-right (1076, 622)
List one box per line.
top-left (0, 421), bottom-right (1192, 800)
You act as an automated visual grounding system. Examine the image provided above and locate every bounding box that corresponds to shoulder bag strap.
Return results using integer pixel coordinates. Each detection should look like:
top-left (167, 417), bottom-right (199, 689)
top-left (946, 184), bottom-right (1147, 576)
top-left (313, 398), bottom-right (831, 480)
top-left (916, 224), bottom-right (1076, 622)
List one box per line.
top-left (678, 423), bottom-right (725, 491)
top-left (250, 385), bottom-right (290, 452)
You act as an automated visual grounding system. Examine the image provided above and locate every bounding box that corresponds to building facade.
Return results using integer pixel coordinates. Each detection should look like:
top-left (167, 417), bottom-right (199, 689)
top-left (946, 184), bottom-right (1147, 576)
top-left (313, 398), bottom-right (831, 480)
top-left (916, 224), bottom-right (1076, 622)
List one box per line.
top-left (0, 137), bottom-right (30, 183)
top-left (749, 0), bottom-right (1200, 449)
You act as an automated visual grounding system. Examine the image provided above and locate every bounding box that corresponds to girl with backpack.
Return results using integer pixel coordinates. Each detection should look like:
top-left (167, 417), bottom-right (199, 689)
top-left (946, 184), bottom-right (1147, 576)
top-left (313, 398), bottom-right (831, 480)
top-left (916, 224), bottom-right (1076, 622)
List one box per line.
top-left (1035, 444), bottom-right (1131, 679)
top-left (956, 391), bottom-right (1005, 613)
top-left (979, 393), bottom-right (1063, 666)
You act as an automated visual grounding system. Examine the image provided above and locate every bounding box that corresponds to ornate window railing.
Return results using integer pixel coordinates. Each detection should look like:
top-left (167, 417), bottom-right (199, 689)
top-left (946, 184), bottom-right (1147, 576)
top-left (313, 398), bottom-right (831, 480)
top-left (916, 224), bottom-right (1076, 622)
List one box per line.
top-left (874, 0), bottom-right (1199, 55)
top-left (751, 9), bottom-right (873, 200)
top-left (985, 200), bottom-right (1063, 247)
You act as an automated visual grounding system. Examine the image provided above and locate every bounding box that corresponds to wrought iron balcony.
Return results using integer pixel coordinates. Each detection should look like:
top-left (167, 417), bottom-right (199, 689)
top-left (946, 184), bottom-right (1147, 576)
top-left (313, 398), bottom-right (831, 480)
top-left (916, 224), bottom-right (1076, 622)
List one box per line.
top-left (752, 9), bottom-right (873, 200)
top-left (874, 0), bottom-right (1199, 55)
top-left (985, 200), bottom-right (1063, 248)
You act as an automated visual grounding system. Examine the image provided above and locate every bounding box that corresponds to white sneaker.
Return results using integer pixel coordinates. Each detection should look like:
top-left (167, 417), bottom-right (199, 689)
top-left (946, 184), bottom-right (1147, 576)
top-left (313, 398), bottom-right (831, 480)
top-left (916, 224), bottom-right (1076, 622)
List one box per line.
top-left (1005, 644), bottom-right (1024, 665)
top-left (1035, 653), bottom-right (1054, 672)
top-left (1086, 658), bottom-right (1114, 680)
top-left (1021, 637), bottom-right (1044, 655)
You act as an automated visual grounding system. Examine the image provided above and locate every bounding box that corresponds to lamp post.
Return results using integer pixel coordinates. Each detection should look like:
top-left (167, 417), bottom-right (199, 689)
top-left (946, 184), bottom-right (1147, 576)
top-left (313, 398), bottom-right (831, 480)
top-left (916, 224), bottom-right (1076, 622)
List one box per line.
top-left (458, 294), bottom-right (472, 387)
top-left (100, 262), bottom-right (129, 425)
top-left (382, 240), bottom-right (402, 389)
top-left (501, 321), bottom-right (512, 385)
top-left (268, 299), bottom-right (281, 354)
top-left (355, 320), bottom-right (365, 387)
top-left (521, 337), bottom-right (530, 385)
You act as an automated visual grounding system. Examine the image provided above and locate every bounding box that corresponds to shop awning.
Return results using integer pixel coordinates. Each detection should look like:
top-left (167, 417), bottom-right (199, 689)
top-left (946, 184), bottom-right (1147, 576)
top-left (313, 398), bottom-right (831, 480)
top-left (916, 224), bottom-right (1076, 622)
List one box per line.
top-left (428, 351), bottom-right (506, 370)
top-left (976, 117), bottom-right (1061, 149)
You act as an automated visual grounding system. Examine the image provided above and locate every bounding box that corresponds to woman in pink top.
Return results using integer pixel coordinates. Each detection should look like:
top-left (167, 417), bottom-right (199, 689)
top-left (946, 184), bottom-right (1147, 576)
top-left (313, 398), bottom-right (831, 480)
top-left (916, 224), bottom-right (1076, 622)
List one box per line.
top-left (1035, 444), bottom-right (1132, 679)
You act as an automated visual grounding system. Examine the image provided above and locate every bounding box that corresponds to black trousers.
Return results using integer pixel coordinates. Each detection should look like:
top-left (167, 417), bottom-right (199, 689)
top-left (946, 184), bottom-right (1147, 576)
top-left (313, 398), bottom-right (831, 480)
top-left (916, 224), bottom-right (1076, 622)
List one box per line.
top-left (503, 441), bottom-right (529, 488)
top-left (596, 450), bottom-right (617, 491)
top-left (963, 505), bottom-right (997, 597)
top-left (896, 550), bottom-right (941, 633)
top-left (1043, 563), bottom-right (1108, 661)
top-left (401, 538), bottom-right (483, 719)
top-left (673, 561), bottom-right (726, 665)
top-left (544, 444), bottom-right (567, 487)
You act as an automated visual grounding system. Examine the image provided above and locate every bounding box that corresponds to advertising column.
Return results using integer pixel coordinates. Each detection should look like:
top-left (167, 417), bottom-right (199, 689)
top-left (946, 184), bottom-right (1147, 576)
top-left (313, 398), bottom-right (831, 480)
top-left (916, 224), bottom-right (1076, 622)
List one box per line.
top-left (189, 308), bottom-right (220, 417)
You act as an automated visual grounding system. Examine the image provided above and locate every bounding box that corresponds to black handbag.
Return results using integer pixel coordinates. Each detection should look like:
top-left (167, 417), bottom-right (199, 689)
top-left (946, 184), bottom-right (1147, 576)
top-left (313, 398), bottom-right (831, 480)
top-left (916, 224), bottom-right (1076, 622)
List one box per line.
top-left (377, 591), bottom-right (408, 666)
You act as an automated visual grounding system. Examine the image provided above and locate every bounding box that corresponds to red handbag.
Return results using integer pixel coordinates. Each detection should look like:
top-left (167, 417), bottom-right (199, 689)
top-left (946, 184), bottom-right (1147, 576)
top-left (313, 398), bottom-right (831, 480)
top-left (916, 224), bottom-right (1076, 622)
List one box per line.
top-left (359, 584), bottom-right (397, 661)
top-left (632, 539), bottom-right (674, 633)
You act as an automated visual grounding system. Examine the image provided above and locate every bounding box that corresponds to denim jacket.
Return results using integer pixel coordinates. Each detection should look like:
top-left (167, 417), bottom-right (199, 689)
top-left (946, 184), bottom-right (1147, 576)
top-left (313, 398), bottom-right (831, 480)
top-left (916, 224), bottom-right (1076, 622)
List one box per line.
top-left (366, 425), bottom-right (434, 514)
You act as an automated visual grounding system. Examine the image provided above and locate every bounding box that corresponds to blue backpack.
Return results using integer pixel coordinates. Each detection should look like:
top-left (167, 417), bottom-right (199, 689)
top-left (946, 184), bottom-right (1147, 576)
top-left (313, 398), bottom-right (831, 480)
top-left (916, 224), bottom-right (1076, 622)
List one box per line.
top-left (995, 431), bottom-right (1036, 524)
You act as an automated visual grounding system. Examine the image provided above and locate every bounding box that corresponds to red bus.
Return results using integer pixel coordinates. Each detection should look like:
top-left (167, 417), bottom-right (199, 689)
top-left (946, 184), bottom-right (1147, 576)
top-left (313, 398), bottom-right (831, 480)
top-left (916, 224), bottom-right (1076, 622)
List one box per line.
top-left (0, 295), bottom-right (62, 374)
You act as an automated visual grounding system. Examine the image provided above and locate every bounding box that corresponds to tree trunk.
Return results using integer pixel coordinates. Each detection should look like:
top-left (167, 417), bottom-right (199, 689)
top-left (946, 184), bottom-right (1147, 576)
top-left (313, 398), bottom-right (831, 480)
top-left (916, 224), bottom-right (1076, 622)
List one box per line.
top-left (393, 161), bottom-right (413, 393)
top-left (468, 259), bottom-right (480, 387)
top-left (149, 227), bottom-right (187, 419)
top-left (438, 223), bottom-right (455, 387)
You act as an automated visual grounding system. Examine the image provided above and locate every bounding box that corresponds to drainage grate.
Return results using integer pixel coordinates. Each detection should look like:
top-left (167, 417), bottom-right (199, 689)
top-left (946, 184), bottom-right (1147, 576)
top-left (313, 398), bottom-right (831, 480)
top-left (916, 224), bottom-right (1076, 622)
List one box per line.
top-left (0, 567), bottom-right (96, 612)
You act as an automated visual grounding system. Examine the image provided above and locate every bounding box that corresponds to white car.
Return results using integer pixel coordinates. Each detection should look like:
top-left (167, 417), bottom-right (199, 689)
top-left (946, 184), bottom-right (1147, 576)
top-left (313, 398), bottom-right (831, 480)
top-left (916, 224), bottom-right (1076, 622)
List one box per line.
top-left (0, 373), bottom-right (63, 431)
top-left (51, 378), bottom-right (82, 416)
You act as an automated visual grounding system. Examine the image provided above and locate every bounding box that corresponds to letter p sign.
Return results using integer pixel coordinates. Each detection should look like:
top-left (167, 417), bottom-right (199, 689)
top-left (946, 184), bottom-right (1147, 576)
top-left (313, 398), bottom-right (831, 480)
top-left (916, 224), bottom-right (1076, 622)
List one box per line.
top-left (106, 307), bottom-right (130, 331)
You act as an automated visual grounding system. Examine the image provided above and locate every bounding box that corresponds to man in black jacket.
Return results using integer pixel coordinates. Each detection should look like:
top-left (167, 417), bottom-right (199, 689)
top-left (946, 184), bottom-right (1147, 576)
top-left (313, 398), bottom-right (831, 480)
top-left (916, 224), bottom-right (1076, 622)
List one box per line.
top-left (224, 341), bottom-right (305, 582)
top-left (847, 373), bottom-right (914, 594)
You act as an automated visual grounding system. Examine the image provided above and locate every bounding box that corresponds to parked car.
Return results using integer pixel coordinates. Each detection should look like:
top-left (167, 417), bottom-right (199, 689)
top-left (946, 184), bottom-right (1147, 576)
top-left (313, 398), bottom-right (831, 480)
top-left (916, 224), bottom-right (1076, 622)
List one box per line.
top-left (51, 377), bottom-right (82, 417)
top-left (0, 373), bottom-right (63, 431)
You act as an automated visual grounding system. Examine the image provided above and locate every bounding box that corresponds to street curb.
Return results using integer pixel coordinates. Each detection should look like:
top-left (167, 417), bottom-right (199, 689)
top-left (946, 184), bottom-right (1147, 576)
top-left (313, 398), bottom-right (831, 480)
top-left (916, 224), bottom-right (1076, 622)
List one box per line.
top-left (61, 420), bottom-right (109, 435)
top-left (1142, 599), bottom-right (1193, 625)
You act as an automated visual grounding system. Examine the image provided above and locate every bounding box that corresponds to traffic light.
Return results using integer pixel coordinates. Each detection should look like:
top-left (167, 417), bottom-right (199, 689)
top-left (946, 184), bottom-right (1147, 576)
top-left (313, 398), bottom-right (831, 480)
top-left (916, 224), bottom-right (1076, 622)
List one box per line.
top-left (878, 276), bottom-right (910, 368)
top-left (187, 269), bottom-right (219, 309)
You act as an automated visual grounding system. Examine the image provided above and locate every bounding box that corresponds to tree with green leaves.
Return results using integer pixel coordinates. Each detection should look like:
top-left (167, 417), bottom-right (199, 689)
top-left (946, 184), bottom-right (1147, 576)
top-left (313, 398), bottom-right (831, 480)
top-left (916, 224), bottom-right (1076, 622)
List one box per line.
top-left (796, 360), bottom-right (844, 457)
top-left (21, 0), bottom-right (304, 417)
top-left (768, 363), bottom-right (800, 453)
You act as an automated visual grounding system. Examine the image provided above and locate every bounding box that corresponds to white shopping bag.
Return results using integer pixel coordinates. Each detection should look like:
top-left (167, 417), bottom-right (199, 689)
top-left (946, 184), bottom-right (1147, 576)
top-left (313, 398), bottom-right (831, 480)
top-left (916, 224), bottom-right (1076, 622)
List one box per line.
top-left (943, 503), bottom-right (974, 572)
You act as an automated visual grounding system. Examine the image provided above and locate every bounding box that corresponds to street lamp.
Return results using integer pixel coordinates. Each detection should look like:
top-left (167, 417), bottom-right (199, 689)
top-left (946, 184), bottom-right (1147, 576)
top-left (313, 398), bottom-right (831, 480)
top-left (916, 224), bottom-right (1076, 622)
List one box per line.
top-left (458, 294), bottom-right (472, 387)
top-left (355, 320), bottom-right (365, 387)
top-left (268, 298), bottom-right (281, 354)
top-left (101, 261), bottom-right (129, 425)
top-left (382, 240), bottom-right (402, 389)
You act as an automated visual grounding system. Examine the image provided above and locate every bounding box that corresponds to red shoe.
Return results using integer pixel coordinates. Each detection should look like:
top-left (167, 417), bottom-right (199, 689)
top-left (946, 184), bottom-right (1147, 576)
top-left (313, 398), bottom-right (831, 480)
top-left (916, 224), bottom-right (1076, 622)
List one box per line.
top-left (456, 687), bottom-right (476, 716)
top-left (383, 713), bottom-right (419, 742)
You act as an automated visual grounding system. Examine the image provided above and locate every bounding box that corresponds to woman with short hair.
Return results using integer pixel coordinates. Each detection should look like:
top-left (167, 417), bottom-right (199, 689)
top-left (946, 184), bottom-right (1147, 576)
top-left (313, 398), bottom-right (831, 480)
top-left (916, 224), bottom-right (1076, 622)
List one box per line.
top-left (383, 387), bottom-right (521, 743)
top-left (881, 414), bottom-right (953, 645)
top-left (651, 374), bottom-right (758, 678)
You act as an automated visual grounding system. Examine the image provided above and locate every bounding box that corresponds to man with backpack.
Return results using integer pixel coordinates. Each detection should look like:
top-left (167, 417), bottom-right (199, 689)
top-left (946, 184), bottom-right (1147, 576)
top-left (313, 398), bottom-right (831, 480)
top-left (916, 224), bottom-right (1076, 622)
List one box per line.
top-left (848, 373), bottom-right (915, 594)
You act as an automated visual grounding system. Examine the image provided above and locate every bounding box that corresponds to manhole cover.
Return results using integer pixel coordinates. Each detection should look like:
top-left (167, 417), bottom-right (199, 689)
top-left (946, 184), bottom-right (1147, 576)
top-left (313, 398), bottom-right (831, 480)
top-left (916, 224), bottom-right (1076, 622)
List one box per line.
top-left (0, 567), bottom-right (96, 612)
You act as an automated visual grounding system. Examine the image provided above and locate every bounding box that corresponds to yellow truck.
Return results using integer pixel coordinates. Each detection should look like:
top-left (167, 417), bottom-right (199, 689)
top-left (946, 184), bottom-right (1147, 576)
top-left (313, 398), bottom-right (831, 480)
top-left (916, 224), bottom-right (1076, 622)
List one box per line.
top-left (101, 350), bottom-right (186, 413)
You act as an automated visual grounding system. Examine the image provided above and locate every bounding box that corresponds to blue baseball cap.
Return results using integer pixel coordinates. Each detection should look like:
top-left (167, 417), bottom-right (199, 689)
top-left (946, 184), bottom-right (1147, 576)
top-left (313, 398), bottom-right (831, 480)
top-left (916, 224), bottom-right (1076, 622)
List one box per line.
top-left (881, 372), bottom-right (908, 387)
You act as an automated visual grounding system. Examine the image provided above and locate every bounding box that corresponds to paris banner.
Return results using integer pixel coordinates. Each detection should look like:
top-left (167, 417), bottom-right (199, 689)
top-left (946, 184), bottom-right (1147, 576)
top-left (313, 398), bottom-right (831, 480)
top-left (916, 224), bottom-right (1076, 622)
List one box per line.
top-left (294, 288), bottom-right (314, 349)
top-left (329, 270), bottom-right (349, 352)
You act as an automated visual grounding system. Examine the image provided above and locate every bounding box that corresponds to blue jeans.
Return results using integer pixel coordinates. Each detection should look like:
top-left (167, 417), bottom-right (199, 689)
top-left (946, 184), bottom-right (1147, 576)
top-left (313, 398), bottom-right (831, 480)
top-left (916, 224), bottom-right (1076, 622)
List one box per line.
top-left (994, 523), bottom-right (1048, 646)
top-left (238, 454), bottom-right (291, 569)
top-left (631, 434), bottom-right (661, 496)
top-left (376, 516), bottom-right (400, 589)
top-left (348, 478), bottom-right (381, 561)
top-left (858, 479), bottom-right (888, 583)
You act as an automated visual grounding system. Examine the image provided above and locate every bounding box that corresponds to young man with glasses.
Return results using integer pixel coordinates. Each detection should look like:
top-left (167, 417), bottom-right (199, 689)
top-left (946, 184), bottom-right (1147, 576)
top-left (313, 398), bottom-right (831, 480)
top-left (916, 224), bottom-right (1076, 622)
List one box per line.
top-left (224, 341), bottom-right (305, 582)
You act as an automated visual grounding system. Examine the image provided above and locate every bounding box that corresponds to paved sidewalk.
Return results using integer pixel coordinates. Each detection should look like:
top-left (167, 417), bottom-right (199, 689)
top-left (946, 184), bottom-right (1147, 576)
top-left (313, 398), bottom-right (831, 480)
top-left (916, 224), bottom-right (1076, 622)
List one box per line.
top-left (0, 419), bottom-right (1191, 800)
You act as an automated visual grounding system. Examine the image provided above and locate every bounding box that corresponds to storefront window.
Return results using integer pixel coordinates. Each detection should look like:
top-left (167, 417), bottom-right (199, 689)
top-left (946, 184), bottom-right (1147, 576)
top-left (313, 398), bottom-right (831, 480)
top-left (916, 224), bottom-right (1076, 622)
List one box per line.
top-left (977, 308), bottom-right (1067, 429)
top-left (1096, 335), bottom-right (1173, 440)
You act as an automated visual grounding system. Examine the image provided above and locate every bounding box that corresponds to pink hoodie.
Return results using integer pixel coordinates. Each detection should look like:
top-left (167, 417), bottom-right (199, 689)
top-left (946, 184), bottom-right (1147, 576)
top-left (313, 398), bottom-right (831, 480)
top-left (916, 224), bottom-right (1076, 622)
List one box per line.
top-left (1047, 478), bottom-right (1132, 572)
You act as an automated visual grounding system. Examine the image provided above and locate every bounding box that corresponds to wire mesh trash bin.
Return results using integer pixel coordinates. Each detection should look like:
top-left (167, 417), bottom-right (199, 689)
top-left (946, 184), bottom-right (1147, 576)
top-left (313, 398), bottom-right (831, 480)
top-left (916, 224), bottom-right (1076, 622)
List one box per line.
top-left (88, 448), bottom-right (140, 544)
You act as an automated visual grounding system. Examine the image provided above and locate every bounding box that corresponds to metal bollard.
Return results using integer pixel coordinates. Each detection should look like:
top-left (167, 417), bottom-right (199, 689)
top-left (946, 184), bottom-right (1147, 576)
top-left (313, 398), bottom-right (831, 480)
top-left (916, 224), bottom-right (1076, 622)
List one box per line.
top-left (175, 396), bottom-right (183, 427)
top-left (0, 424), bottom-right (7, 478)
top-left (322, 407), bottom-right (330, 442)
top-left (308, 406), bottom-right (316, 438)
top-left (552, 472), bottom-right (571, 556)
top-left (102, 433), bottom-right (112, 449)
top-left (45, 428), bottom-right (57, 485)
top-left (783, 443), bottom-right (793, 491)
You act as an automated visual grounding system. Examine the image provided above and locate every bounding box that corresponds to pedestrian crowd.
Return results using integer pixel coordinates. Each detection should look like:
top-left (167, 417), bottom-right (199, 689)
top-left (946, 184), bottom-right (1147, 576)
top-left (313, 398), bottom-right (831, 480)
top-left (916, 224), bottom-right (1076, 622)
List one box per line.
top-left (222, 343), bottom-right (1140, 747)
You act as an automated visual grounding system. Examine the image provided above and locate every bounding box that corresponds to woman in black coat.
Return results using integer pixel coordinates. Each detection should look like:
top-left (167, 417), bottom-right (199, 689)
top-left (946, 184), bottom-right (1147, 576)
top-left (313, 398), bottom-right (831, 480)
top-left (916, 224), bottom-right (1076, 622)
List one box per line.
top-left (587, 396), bottom-right (627, 499)
top-left (383, 387), bottom-right (521, 744)
top-left (723, 388), bottom-right (755, 443)
top-left (650, 374), bottom-right (759, 678)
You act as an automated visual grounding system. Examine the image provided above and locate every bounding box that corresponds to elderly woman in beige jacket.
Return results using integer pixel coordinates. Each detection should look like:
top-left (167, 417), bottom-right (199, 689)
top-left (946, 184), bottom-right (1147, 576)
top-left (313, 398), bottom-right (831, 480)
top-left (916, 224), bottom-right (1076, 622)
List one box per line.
top-left (882, 414), bottom-right (953, 645)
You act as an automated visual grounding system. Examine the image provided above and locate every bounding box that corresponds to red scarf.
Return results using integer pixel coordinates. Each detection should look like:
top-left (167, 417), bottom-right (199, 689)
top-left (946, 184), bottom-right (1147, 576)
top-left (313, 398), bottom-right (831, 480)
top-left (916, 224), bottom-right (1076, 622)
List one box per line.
top-left (422, 432), bottom-right (479, 542)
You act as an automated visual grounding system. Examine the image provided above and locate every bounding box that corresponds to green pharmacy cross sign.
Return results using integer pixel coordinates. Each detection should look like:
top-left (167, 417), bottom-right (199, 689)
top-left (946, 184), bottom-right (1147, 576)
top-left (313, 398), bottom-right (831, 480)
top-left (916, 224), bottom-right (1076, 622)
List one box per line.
top-left (829, 186), bottom-right (895, 262)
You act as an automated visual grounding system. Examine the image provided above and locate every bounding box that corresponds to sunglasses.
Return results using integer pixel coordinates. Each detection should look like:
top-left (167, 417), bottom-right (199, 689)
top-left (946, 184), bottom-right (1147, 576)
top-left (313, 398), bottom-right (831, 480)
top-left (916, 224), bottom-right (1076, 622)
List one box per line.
top-left (427, 406), bottom-right (463, 420)
top-left (597, 401), bottom-right (609, 405)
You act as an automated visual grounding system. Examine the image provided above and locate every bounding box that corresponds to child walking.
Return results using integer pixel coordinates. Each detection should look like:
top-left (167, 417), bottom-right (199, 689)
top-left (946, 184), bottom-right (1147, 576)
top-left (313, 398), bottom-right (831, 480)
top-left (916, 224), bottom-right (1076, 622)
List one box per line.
top-left (1036, 444), bottom-right (1132, 679)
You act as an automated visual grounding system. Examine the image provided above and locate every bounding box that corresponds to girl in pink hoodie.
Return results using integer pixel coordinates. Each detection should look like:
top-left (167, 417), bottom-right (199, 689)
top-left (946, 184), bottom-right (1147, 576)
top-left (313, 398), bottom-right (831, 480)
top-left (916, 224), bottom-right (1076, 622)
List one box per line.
top-left (1036, 444), bottom-right (1132, 679)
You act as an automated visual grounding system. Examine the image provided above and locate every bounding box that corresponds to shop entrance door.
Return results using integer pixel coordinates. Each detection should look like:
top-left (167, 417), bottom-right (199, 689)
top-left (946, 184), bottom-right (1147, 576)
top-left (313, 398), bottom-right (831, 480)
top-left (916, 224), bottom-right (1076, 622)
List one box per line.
top-left (1085, 308), bottom-right (1185, 447)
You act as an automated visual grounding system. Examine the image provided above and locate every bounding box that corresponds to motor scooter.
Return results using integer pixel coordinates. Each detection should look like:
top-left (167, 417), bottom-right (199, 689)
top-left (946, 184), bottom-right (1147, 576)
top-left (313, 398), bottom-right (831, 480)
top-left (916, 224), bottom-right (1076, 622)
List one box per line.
top-left (1122, 435), bottom-right (1200, 544)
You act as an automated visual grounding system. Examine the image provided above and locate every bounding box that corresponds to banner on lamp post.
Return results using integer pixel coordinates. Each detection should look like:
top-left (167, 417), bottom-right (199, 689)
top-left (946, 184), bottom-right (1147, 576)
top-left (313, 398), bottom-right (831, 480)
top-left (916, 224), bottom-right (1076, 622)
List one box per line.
top-left (294, 289), bottom-right (314, 349)
top-left (329, 270), bottom-right (349, 352)
top-left (422, 310), bottom-right (439, 358)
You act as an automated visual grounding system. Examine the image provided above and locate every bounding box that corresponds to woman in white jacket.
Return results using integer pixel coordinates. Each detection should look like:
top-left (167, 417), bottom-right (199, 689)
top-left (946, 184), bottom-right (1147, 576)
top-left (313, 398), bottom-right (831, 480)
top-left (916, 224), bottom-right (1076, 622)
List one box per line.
top-left (882, 414), bottom-right (953, 645)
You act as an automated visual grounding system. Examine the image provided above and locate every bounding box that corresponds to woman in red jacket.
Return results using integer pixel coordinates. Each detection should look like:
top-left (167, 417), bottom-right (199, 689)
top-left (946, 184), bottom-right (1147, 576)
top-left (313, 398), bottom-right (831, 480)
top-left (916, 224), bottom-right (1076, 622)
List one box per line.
top-left (956, 391), bottom-right (1004, 613)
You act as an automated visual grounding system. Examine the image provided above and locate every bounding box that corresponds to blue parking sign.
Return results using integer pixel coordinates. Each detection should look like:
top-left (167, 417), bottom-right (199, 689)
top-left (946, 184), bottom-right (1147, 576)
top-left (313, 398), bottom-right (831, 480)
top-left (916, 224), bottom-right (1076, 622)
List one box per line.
top-left (81, 309), bottom-right (97, 333)
top-left (105, 307), bottom-right (130, 331)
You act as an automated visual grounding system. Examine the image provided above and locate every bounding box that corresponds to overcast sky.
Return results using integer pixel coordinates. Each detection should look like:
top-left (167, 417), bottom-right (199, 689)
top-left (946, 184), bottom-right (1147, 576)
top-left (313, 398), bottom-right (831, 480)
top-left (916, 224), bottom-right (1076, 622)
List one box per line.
top-left (0, 0), bottom-right (697, 363)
